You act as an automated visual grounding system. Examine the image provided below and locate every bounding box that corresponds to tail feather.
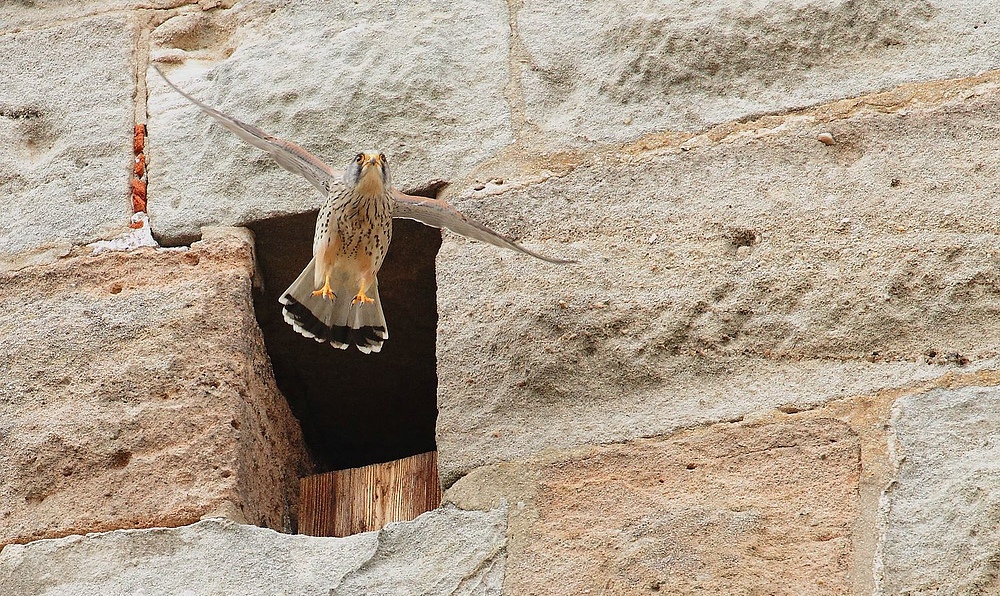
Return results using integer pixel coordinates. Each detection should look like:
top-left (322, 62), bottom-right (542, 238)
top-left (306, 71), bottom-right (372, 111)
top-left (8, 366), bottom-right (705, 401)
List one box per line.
top-left (279, 258), bottom-right (388, 353)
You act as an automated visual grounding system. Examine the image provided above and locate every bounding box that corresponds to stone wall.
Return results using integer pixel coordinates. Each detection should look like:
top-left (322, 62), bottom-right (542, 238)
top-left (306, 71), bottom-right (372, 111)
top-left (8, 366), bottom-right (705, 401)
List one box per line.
top-left (2, 1), bottom-right (999, 594)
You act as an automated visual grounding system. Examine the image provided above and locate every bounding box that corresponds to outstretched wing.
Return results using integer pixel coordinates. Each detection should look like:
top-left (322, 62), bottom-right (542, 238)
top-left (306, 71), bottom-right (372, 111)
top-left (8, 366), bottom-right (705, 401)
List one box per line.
top-left (392, 190), bottom-right (576, 264)
top-left (154, 65), bottom-right (342, 195)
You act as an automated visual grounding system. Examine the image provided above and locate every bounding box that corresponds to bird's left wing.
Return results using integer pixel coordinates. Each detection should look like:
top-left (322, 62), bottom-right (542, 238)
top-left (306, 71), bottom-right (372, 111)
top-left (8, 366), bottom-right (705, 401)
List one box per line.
top-left (154, 65), bottom-right (342, 195)
top-left (392, 190), bottom-right (576, 264)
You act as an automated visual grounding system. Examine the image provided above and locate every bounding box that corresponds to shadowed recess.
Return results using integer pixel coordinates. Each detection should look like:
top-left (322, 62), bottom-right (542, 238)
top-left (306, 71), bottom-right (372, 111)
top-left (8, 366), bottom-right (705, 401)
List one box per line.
top-left (249, 214), bottom-right (441, 472)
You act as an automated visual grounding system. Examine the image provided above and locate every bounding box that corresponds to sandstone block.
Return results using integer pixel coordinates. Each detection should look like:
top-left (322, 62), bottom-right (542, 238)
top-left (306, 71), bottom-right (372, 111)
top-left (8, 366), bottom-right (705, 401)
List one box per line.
top-left (0, 14), bottom-right (136, 263)
top-left (435, 82), bottom-right (1000, 484)
top-left (448, 417), bottom-right (859, 595)
top-left (0, 507), bottom-right (505, 596)
top-left (877, 386), bottom-right (1000, 594)
top-left (147, 0), bottom-right (512, 244)
top-left (517, 0), bottom-right (1000, 141)
top-left (0, 230), bottom-right (307, 546)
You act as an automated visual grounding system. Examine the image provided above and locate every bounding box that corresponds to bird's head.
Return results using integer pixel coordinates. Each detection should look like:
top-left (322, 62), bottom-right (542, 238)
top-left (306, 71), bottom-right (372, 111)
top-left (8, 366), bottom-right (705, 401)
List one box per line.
top-left (344, 150), bottom-right (391, 194)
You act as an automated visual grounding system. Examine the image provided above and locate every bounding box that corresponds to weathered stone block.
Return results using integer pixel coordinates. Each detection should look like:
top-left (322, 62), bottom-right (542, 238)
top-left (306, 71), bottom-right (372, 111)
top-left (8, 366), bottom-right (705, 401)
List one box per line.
top-left (147, 0), bottom-right (513, 244)
top-left (0, 230), bottom-right (308, 546)
top-left (0, 506), bottom-right (505, 596)
top-left (435, 81), bottom-right (1000, 484)
top-left (0, 14), bottom-right (136, 262)
top-left (448, 417), bottom-right (859, 595)
top-left (877, 386), bottom-right (1000, 594)
top-left (517, 0), bottom-right (1000, 141)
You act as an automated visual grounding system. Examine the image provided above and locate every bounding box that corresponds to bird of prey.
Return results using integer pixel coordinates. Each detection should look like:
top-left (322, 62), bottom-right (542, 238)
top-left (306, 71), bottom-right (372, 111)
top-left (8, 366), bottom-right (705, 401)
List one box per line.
top-left (156, 66), bottom-right (573, 353)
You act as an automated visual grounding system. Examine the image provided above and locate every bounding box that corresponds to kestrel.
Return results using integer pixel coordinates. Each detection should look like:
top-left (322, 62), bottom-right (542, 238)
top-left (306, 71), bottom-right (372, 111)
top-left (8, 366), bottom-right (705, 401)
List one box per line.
top-left (156, 66), bottom-right (573, 353)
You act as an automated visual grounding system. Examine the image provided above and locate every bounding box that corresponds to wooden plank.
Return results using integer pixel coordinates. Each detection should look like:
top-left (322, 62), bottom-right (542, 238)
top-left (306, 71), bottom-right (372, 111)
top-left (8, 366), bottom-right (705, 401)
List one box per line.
top-left (298, 451), bottom-right (442, 537)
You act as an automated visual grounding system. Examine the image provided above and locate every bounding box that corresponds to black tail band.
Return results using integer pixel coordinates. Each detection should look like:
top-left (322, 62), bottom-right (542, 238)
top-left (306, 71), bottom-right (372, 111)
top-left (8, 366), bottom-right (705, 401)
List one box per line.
top-left (281, 295), bottom-right (386, 350)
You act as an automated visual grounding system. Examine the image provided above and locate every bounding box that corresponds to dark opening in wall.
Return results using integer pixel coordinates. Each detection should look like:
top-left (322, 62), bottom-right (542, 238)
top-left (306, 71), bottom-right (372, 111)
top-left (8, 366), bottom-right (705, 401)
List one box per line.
top-left (248, 209), bottom-right (441, 473)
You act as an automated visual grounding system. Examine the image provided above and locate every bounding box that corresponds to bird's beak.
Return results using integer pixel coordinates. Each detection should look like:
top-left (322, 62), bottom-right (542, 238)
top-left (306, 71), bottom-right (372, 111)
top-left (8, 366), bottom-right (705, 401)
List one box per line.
top-left (368, 155), bottom-right (378, 167)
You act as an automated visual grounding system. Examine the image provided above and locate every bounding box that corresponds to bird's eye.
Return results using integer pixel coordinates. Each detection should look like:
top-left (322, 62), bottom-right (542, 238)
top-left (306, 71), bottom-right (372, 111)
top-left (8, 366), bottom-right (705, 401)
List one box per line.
top-left (355, 153), bottom-right (364, 163)
top-left (379, 153), bottom-right (387, 164)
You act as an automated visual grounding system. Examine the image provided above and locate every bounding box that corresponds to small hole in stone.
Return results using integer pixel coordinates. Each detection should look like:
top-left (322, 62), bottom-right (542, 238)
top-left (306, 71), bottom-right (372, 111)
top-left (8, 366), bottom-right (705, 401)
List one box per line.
top-left (109, 449), bottom-right (131, 469)
top-left (728, 227), bottom-right (759, 249)
top-left (182, 252), bottom-right (200, 266)
top-left (685, 463), bottom-right (697, 470)
top-left (109, 282), bottom-right (123, 294)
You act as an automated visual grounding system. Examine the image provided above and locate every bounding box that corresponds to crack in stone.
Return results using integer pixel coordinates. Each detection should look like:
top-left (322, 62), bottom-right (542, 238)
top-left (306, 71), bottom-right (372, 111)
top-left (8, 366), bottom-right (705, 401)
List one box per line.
top-left (449, 542), bottom-right (505, 595)
top-left (326, 532), bottom-right (381, 595)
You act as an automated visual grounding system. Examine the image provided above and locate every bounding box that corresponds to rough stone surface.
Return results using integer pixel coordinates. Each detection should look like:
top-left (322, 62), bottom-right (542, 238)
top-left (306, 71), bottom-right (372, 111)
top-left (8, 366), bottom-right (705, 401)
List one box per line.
top-left (516, 0), bottom-right (1000, 141)
top-left (147, 0), bottom-right (512, 244)
top-left (331, 504), bottom-right (506, 596)
top-left (0, 229), bottom-right (308, 546)
top-left (877, 386), bottom-right (1000, 594)
top-left (0, 506), bottom-right (505, 596)
top-left (0, 14), bottom-right (136, 263)
top-left (447, 417), bottom-right (859, 595)
top-left (435, 78), bottom-right (1000, 484)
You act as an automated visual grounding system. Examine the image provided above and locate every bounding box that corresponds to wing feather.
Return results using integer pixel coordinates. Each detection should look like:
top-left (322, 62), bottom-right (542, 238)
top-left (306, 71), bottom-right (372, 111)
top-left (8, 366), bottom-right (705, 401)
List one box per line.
top-left (154, 65), bottom-right (341, 195)
top-left (392, 190), bottom-right (575, 264)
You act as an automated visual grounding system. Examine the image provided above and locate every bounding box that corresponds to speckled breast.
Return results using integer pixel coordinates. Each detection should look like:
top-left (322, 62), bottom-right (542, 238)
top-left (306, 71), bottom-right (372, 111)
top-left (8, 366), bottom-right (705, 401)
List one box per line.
top-left (315, 187), bottom-right (394, 273)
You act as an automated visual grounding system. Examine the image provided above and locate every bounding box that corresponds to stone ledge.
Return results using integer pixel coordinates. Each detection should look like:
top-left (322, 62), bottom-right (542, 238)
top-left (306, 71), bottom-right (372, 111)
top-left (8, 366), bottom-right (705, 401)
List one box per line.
top-left (0, 506), bottom-right (505, 596)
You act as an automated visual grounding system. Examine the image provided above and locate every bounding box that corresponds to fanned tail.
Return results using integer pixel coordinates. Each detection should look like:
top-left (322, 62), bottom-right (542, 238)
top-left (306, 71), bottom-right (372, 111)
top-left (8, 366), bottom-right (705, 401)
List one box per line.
top-left (278, 258), bottom-right (388, 354)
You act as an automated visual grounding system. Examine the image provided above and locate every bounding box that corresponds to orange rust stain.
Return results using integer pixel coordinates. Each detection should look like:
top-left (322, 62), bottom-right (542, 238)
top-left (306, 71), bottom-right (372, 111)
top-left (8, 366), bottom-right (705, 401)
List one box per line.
top-left (131, 124), bottom-right (147, 214)
top-left (130, 178), bottom-right (147, 215)
top-left (133, 124), bottom-right (145, 155)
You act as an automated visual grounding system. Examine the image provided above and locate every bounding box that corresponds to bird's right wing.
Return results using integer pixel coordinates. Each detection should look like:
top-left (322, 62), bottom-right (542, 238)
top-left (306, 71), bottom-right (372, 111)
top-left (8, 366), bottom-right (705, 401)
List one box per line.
top-left (154, 65), bottom-right (342, 195)
top-left (392, 190), bottom-right (576, 264)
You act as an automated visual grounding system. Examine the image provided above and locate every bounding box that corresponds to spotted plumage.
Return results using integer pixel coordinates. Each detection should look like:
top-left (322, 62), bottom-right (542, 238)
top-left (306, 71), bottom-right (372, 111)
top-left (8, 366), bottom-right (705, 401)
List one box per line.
top-left (156, 65), bottom-right (574, 354)
top-left (280, 151), bottom-right (394, 353)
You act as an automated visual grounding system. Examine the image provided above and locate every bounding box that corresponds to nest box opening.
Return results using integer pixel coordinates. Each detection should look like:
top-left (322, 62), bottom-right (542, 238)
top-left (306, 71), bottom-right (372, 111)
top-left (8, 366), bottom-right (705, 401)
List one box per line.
top-left (248, 205), bottom-right (442, 474)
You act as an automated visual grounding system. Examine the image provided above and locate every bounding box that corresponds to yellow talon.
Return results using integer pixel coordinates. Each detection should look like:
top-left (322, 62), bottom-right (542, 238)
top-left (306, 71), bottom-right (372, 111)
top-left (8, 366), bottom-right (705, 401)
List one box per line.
top-left (352, 288), bottom-right (374, 305)
top-left (312, 275), bottom-right (336, 300)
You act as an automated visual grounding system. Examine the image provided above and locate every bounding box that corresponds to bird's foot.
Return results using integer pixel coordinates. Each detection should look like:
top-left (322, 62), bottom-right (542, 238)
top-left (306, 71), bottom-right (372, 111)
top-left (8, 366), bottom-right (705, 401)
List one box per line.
top-left (352, 289), bottom-right (374, 305)
top-left (312, 276), bottom-right (336, 300)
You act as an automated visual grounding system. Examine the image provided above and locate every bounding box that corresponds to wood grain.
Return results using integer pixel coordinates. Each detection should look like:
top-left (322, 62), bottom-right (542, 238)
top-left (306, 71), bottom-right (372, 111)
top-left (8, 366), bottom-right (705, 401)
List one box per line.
top-left (298, 451), bottom-right (441, 536)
